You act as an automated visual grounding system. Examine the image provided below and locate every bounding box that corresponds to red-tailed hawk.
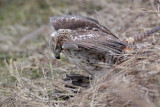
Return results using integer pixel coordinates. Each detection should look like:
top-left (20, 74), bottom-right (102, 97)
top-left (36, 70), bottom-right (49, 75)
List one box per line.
top-left (49, 15), bottom-right (130, 77)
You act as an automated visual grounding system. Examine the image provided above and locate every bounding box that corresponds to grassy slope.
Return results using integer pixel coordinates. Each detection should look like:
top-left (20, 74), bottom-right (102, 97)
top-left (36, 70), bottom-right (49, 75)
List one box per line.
top-left (0, 0), bottom-right (160, 107)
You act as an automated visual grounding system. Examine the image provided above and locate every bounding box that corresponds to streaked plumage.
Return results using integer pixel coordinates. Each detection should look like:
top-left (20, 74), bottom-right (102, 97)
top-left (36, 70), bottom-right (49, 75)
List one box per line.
top-left (49, 15), bottom-right (129, 77)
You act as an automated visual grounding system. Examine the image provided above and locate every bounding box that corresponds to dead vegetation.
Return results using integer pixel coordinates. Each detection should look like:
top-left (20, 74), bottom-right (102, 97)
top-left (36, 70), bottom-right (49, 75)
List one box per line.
top-left (0, 0), bottom-right (160, 107)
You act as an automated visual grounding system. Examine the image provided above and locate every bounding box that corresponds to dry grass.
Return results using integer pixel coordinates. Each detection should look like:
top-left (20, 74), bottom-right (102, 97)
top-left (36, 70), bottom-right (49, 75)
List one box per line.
top-left (67, 46), bottom-right (160, 107)
top-left (0, 0), bottom-right (160, 107)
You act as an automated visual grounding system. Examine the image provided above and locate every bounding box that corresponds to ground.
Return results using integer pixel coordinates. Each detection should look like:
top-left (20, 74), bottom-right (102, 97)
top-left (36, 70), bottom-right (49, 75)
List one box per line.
top-left (0, 0), bottom-right (160, 107)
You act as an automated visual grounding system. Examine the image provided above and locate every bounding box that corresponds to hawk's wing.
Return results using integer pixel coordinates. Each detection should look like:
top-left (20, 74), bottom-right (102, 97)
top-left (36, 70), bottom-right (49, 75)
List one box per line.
top-left (50, 15), bottom-right (128, 54)
top-left (63, 29), bottom-right (128, 54)
top-left (50, 15), bottom-right (118, 39)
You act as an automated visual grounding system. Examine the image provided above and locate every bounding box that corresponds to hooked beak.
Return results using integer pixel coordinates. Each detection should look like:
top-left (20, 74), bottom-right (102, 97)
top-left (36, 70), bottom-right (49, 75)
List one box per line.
top-left (55, 54), bottom-right (61, 59)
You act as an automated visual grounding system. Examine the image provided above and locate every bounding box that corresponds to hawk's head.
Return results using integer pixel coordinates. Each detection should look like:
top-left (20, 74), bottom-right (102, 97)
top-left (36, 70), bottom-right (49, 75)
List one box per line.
top-left (49, 29), bottom-right (73, 59)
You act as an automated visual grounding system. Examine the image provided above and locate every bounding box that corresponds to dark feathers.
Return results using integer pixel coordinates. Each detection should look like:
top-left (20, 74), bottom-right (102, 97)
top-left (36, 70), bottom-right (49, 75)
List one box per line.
top-left (50, 15), bottom-right (118, 39)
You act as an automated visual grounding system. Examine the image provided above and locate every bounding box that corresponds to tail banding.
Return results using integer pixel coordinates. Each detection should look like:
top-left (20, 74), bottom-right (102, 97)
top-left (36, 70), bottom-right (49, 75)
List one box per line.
top-left (126, 25), bottom-right (160, 44)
